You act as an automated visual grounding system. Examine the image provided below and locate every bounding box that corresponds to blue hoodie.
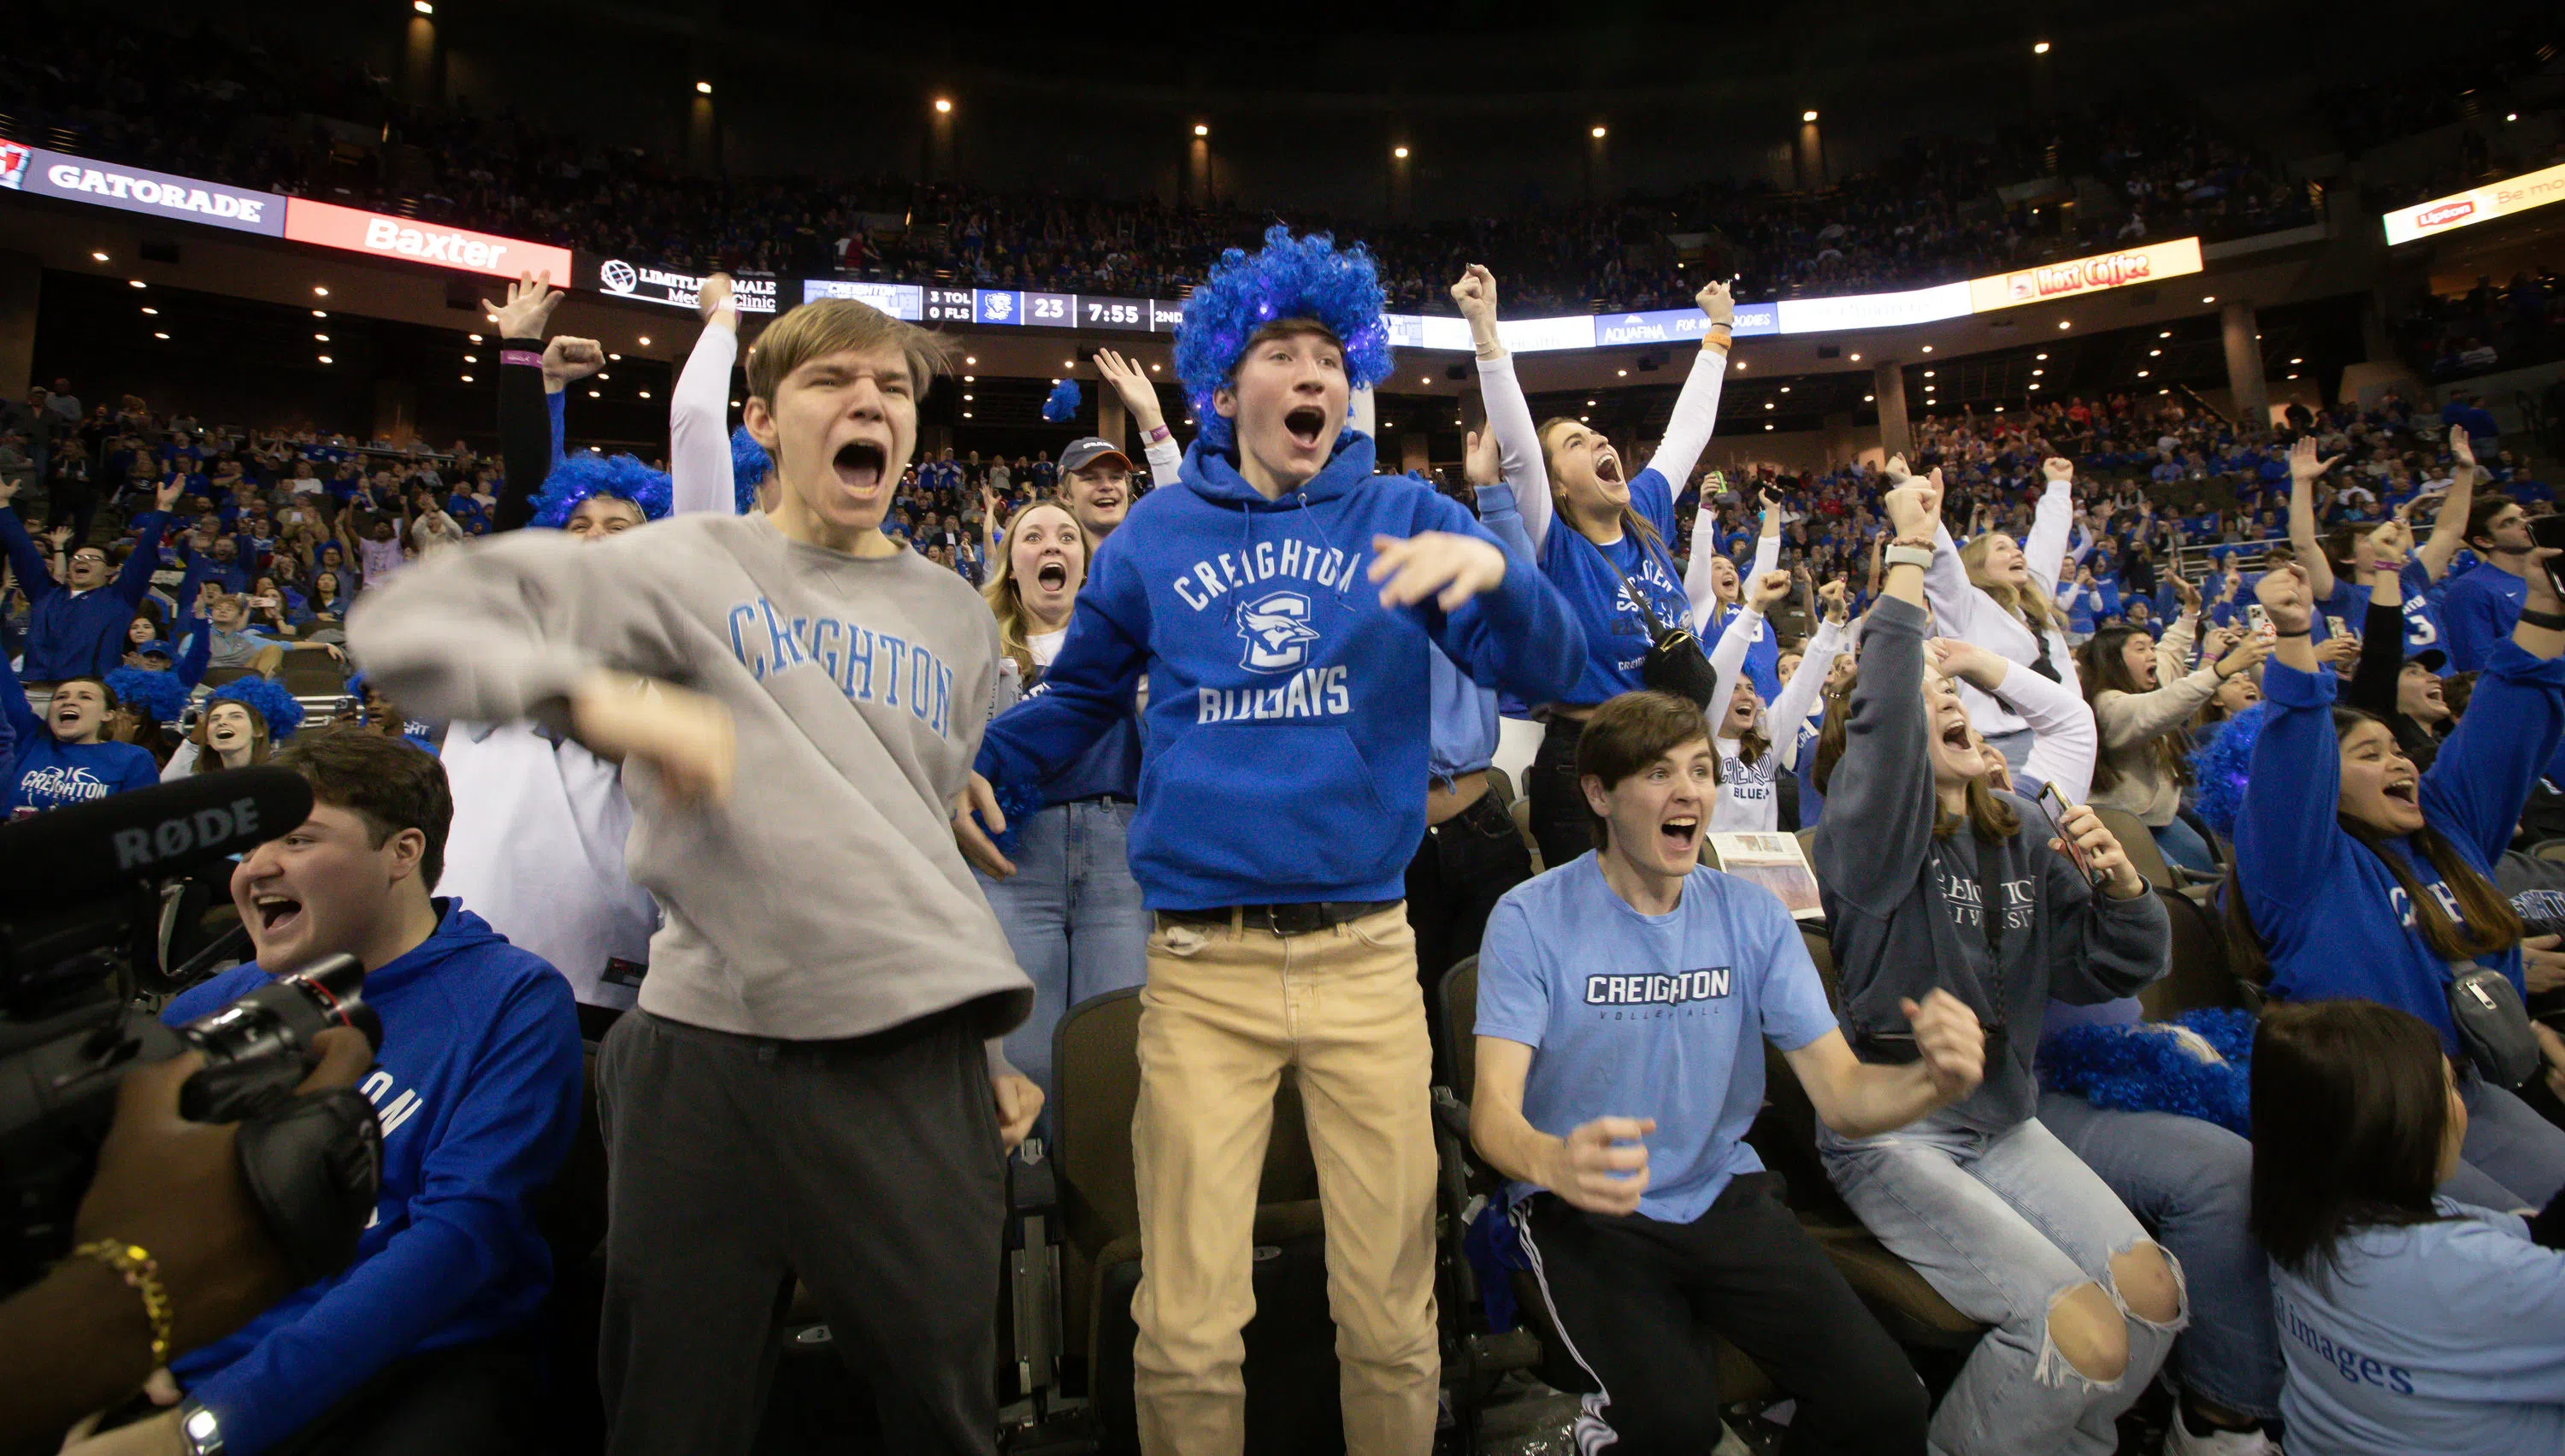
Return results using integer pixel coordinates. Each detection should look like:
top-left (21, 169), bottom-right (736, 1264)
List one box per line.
top-left (0, 507), bottom-right (170, 681)
top-left (163, 902), bottom-right (581, 1456)
top-left (978, 433), bottom-right (1583, 910)
top-left (2238, 645), bottom-right (2565, 1054)
top-left (0, 654), bottom-right (156, 813)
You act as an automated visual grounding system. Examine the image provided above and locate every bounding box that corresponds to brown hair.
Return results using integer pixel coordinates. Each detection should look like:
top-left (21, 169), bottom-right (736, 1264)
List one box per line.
top-left (2224, 705), bottom-right (2522, 981)
top-left (981, 501), bottom-right (1089, 682)
top-left (744, 298), bottom-right (957, 450)
top-left (1959, 532), bottom-right (2055, 634)
top-left (2465, 491), bottom-right (2521, 552)
top-left (1573, 691), bottom-right (1713, 849)
top-left (1811, 665), bottom-right (2020, 840)
top-left (2079, 627), bottom-right (2192, 794)
top-left (2250, 1000), bottom-right (2453, 1278)
top-left (1536, 417), bottom-right (1673, 563)
top-left (272, 730), bottom-right (453, 889)
top-left (190, 698), bottom-right (274, 775)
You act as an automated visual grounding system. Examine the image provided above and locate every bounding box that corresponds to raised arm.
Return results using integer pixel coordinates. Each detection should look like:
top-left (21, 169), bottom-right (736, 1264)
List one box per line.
top-left (0, 646), bottom-right (41, 746)
top-left (2286, 437), bottom-right (2345, 602)
top-left (1813, 475), bottom-right (1943, 917)
top-left (1644, 280), bottom-right (1737, 491)
top-left (669, 274), bottom-right (741, 516)
top-left (1712, 571), bottom-right (1788, 733)
top-left (2234, 564), bottom-right (2341, 913)
top-left (2344, 565), bottom-right (2408, 722)
top-left (0, 484), bottom-right (58, 606)
top-left (1772, 606), bottom-right (1849, 771)
top-left (2421, 551), bottom-right (2565, 866)
top-left (2023, 457), bottom-right (2077, 596)
top-left (1094, 349), bottom-right (1183, 490)
top-left (1455, 266), bottom-right (1554, 552)
top-left (483, 271), bottom-right (569, 533)
top-left (2417, 427), bottom-right (2478, 582)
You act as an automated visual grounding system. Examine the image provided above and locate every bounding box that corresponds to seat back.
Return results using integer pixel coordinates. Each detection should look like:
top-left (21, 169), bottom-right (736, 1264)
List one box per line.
top-left (1508, 797), bottom-right (1543, 872)
top-left (2139, 884), bottom-right (2249, 1019)
top-left (2091, 805), bottom-right (2174, 890)
top-left (1440, 957), bottom-right (1481, 1107)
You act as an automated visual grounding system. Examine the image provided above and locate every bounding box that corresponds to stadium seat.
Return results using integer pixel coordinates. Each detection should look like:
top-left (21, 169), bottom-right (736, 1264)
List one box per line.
top-left (2140, 885), bottom-right (2253, 1019)
top-left (1484, 766), bottom-right (1515, 809)
top-left (1507, 796), bottom-right (1542, 872)
top-left (2091, 805), bottom-right (2177, 889)
top-left (279, 645), bottom-right (351, 697)
top-left (533, 1040), bottom-right (612, 1456)
top-left (1049, 987), bottom-right (1337, 1455)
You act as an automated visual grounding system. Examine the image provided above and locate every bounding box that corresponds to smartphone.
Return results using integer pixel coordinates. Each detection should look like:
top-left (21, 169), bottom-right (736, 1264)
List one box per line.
top-left (2533, 515), bottom-right (2565, 597)
top-left (2246, 603), bottom-right (2269, 634)
top-left (2034, 781), bottom-right (2108, 888)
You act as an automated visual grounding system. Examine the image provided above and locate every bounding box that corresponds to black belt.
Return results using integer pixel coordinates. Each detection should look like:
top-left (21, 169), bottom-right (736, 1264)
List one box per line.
top-left (1060, 793), bottom-right (1136, 806)
top-left (1157, 899), bottom-right (1401, 936)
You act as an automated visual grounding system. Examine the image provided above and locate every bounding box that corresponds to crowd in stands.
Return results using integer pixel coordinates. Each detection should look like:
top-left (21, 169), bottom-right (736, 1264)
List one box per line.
top-left (4, 11), bottom-right (2320, 321)
top-left (19, 230), bottom-right (2565, 1456)
top-left (2400, 268), bottom-right (2565, 383)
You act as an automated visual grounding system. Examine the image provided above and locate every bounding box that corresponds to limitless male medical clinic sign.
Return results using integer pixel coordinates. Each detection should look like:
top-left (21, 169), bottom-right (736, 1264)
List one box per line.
top-left (2381, 162), bottom-right (2565, 246)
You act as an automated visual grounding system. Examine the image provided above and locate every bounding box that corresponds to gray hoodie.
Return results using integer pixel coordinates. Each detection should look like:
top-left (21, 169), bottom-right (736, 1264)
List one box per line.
top-left (350, 512), bottom-right (1031, 1044)
top-left (1813, 595), bottom-right (2167, 1132)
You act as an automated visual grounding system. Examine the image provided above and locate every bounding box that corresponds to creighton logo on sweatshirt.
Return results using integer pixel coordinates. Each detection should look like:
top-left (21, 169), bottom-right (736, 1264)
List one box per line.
top-left (723, 595), bottom-right (956, 737)
top-left (1239, 592), bottom-right (1322, 672)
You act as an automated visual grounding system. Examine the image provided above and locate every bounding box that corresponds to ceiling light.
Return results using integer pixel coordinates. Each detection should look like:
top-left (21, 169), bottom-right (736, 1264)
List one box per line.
top-left (1766, 422), bottom-right (1775, 431)
top-left (2036, 352), bottom-right (2048, 360)
top-left (2289, 357), bottom-right (2303, 365)
top-left (1591, 126), bottom-right (1607, 139)
top-left (1995, 405), bottom-right (2006, 412)
top-left (1802, 109), bottom-right (1819, 122)
top-left (1924, 370), bottom-right (1935, 377)
top-left (139, 306), bottom-right (157, 315)
top-left (588, 389), bottom-right (601, 398)
top-left (1581, 415), bottom-right (1590, 421)
top-left (965, 356), bottom-right (976, 365)
top-left (128, 280), bottom-right (146, 289)
top-left (964, 411), bottom-right (974, 419)
top-left (2029, 382), bottom-right (2039, 390)
top-left (153, 332), bottom-right (169, 340)
top-left (2160, 387), bottom-right (2170, 394)
top-left (609, 352), bottom-right (622, 361)
top-left (2058, 320), bottom-right (2073, 329)
top-left (639, 390), bottom-right (652, 400)
top-left (963, 392), bottom-right (974, 401)
top-left (963, 374), bottom-right (974, 382)
top-left (318, 311), bottom-right (332, 320)
top-left (317, 355), bottom-right (333, 364)
top-left (413, 0), bottom-right (433, 12)
top-left (1921, 345), bottom-right (1933, 353)
top-left (696, 81), bottom-right (713, 95)
top-left (2201, 295), bottom-right (2214, 304)
top-left (1586, 398), bottom-right (1597, 406)
top-left (597, 372), bottom-right (610, 380)
top-left (460, 374), bottom-right (474, 383)
top-left (1849, 351), bottom-right (1861, 362)
top-left (2287, 373), bottom-right (2299, 380)
top-left (2137, 369), bottom-right (2149, 377)
top-left (1395, 145), bottom-right (1411, 159)
top-left (637, 336), bottom-right (650, 346)
top-left (314, 286), bottom-right (329, 297)
top-left (2161, 331), bottom-right (2173, 339)
top-left (1150, 363), bottom-right (1161, 373)
top-left (2149, 349), bottom-right (2161, 357)
top-left (2034, 40), bottom-right (2052, 54)
top-left (1617, 369), bottom-right (1627, 377)
top-left (2031, 368), bottom-right (2044, 376)
top-left (1765, 401), bottom-right (1775, 409)
top-left (1064, 359), bottom-right (1076, 368)
top-left (1194, 123), bottom-right (1209, 138)
top-left (1865, 394), bottom-right (1875, 403)
top-left (935, 98), bottom-right (953, 114)
top-left (91, 251), bottom-right (109, 262)
top-left (1780, 386), bottom-right (1791, 392)
top-left (2506, 113), bottom-right (2520, 122)
top-left (464, 354), bottom-right (477, 363)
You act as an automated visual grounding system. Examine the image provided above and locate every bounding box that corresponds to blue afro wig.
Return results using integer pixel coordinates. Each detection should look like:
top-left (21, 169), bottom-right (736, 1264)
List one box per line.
top-left (2187, 700), bottom-right (2273, 840)
top-left (104, 667), bottom-right (189, 726)
top-left (1042, 378), bottom-right (1082, 424)
top-left (1172, 225), bottom-right (1395, 452)
top-left (728, 426), bottom-right (771, 516)
top-left (210, 678), bottom-right (307, 740)
top-left (529, 451), bottom-right (674, 529)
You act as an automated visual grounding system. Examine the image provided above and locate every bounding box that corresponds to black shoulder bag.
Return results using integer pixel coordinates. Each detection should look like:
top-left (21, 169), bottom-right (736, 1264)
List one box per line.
top-left (1595, 532), bottom-right (1720, 710)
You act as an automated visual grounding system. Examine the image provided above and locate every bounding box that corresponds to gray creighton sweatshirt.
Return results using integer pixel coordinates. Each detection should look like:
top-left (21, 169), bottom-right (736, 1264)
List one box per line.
top-left (1813, 595), bottom-right (2167, 1132)
top-left (350, 512), bottom-right (1031, 1044)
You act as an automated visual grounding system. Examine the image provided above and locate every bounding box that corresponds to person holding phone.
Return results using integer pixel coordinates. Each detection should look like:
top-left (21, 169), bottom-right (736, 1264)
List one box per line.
top-left (1810, 469), bottom-right (2176, 1456)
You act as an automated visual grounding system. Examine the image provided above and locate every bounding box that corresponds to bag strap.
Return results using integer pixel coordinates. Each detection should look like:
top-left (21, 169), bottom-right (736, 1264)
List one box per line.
top-left (1587, 528), bottom-right (1687, 643)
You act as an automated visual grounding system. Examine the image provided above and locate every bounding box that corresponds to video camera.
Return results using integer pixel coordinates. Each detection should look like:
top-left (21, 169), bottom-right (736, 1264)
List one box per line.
top-left (0, 769), bottom-right (383, 1296)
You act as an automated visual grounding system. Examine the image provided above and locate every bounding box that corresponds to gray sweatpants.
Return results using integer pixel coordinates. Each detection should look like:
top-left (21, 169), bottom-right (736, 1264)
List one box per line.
top-left (594, 1006), bottom-right (1005, 1456)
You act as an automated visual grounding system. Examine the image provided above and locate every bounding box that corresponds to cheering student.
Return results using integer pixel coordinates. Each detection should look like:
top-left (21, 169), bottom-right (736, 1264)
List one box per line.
top-left (1701, 569), bottom-right (1841, 832)
top-left (2079, 610), bottom-right (2270, 875)
top-left (1691, 485), bottom-right (1785, 699)
top-left (972, 493), bottom-right (1145, 1119)
top-left (2251, 1000), bottom-right (2565, 1456)
top-left (161, 678), bottom-right (304, 780)
top-left (2230, 562), bottom-right (2565, 1210)
top-left (2290, 431), bottom-right (2474, 660)
top-left (0, 661), bottom-right (156, 814)
top-left (0, 474), bottom-right (183, 682)
top-left (1407, 266), bottom-right (1543, 993)
top-left (2441, 490), bottom-right (2543, 673)
top-left (2342, 519), bottom-right (2456, 769)
top-left (1471, 688), bottom-right (1978, 1455)
top-left (1915, 453), bottom-right (2083, 769)
top-left (354, 292), bottom-right (1041, 1456)
top-left (1480, 269), bottom-right (1737, 869)
top-left (958, 227), bottom-right (1582, 1456)
top-left (1812, 470), bottom-right (2176, 1456)
top-left (1089, 346), bottom-right (1188, 516)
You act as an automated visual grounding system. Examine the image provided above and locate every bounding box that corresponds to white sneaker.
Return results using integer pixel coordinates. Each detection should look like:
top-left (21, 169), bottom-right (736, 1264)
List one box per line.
top-left (2161, 1412), bottom-right (2276, 1456)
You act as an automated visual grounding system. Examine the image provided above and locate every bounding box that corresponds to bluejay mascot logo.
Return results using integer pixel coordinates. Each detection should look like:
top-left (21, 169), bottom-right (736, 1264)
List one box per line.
top-left (1239, 592), bottom-right (1322, 673)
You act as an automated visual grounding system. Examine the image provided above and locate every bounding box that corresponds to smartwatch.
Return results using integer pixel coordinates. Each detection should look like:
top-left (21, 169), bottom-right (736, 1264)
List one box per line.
top-left (178, 1399), bottom-right (224, 1456)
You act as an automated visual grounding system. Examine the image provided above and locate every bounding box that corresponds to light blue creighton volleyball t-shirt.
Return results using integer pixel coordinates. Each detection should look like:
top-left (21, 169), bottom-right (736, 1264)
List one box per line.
top-left (1475, 852), bottom-right (1838, 1223)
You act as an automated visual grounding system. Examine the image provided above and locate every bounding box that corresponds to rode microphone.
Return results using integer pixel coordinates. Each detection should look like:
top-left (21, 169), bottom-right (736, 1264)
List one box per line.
top-left (0, 768), bottom-right (314, 919)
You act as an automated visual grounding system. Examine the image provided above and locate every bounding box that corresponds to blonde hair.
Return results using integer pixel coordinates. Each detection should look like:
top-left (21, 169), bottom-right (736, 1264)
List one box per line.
top-left (982, 501), bottom-right (1090, 681)
top-left (1960, 532), bottom-right (2055, 634)
top-left (744, 298), bottom-right (957, 456)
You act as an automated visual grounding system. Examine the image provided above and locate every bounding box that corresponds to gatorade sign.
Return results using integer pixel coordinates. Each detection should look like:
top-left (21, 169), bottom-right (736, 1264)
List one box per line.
top-left (283, 198), bottom-right (572, 280)
top-left (0, 143), bottom-right (285, 237)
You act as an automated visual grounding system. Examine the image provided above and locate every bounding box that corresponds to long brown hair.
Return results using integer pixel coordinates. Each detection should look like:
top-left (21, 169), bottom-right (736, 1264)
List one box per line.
top-left (191, 699), bottom-right (274, 774)
top-left (980, 500), bottom-right (1089, 683)
top-left (2079, 626), bottom-right (2192, 794)
top-left (2249, 1001), bottom-right (2453, 1279)
top-left (2223, 705), bottom-right (2523, 981)
top-left (1960, 531), bottom-right (2055, 634)
top-left (1811, 664), bottom-right (2021, 841)
top-left (1538, 417), bottom-right (1673, 563)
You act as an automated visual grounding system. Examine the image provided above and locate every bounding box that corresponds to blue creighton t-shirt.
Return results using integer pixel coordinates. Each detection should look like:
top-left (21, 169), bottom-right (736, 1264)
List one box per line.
top-left (1475, 852), bottom-right (1837, 1223)
top-left (1536, 468), bottom-right (1691, 705)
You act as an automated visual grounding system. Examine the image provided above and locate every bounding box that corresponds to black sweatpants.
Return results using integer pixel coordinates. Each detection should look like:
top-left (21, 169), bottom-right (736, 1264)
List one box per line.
top-left (1406, 787), bottom-right (1535, 1028)
top-left (1514, 1173), bottom-right (1930, 1456)
top-left (1528, 716), bottom-right (1595, 875)
top-left (594, 1005), bottom-right (1006, 1456)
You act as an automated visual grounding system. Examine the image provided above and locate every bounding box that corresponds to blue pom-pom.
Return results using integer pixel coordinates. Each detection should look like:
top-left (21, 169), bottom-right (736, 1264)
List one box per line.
top-left (728, 426), bottom-right (770, 515)
top-left (2187, 701), bottom-right (2273, 839)
top-left (211, 678), bottom-right (307, 740)
top-left (1042, 378), bottom-right (1082, 424)
top-left (2037, 1009), bottom-right (2259, 1137)
top-left (529, 451), bottom-right (675, 529)
top-left (1173, 225), bottom-right (1395, 452)
top-left (104, 667), bottom-right (189, 726)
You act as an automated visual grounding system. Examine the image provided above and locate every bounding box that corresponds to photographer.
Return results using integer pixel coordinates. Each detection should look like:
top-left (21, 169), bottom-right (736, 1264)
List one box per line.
top-left (0, 1034), bottom-right (370, 1455)
top-left (63, 734), bottom-right (581, 1456)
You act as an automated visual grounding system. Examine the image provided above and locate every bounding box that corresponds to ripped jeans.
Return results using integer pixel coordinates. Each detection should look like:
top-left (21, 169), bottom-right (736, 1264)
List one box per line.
top-left (1821, 1112), bottom-right (2185, 1456)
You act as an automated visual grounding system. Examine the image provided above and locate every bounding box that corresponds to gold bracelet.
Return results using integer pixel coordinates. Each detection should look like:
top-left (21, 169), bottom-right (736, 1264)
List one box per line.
top-left (71, 1239), bottom-right (173, 1367)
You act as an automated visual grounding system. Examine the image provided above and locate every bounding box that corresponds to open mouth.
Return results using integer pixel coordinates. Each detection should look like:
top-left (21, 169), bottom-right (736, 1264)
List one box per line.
top-left (1595, 452), bottom-right (1624, 485)
top-left (1036, 559), bottom-right (1069, 591)
top-left (833, 439), bottom-right (887, 492)
top-left (253, 893), bottom-right (304, 938)
top-left (1659, 815), bottom-right (1700, 857)
top-left (1941, 721), bottom-right (1973, 752)
top-left (2383, 779), bottom-right (2419, 805)
top-left (1282, 407), bottom-right (1329, 451)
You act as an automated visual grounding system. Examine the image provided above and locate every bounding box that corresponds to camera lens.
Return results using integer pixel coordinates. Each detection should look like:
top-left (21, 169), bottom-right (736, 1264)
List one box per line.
top-left (178, 952), bottom-right (379, 1066)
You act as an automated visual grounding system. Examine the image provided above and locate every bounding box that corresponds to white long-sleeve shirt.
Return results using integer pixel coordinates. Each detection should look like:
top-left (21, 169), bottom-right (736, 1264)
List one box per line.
top-left (1924, 475), bottom-right (2080, 738)
top-left (1495, 344), bottom-right (1727, 559)
top-left (670, 313), bottom-right (740, 517)
top-left (1701, 604), bottom-right (1840, 831)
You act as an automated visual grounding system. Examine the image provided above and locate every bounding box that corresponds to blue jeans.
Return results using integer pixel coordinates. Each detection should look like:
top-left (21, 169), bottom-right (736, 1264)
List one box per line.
top-left (1984, 726), bottom-right (2037, 775)
top-left (2442, 1070), bottom-right (2565, 1210)
top-left (2149, 816), bottom-right (2218, 877)
top-left (1821, 1112), bottom-right (2183, 1456)
top-left (2037, 1092), bottom-right (2279, 1420)
top-left (974, 799), bottom-right (1149, 1117)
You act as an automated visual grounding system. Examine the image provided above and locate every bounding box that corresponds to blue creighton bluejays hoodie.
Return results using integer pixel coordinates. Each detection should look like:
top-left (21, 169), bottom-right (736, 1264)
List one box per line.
top-left (979, 433), bottom-right (1584, 910)
top-left (162, 902), bottom-right (581, 1456)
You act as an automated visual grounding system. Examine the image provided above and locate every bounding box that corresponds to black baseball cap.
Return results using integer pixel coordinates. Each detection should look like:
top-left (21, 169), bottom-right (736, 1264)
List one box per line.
top-left (1059, 438), bottom-right (1134, 475)
top-left (2408, 645), bottom-right (2449, 674)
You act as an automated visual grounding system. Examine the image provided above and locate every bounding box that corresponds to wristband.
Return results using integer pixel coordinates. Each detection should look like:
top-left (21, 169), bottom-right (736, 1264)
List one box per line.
top-left (2521, 608), bottom-right (2565, 631)
top-left (2273, 628), bottom-right (2310, 639)
top-left (69, 1239), bottom-right (172, 1367)
top-left (1884, 545), bottom-right (1935, 571)
top-left (500, 350), bottom-right (543, 369)
top-left (1143, 424), bottom-right (1172, 446)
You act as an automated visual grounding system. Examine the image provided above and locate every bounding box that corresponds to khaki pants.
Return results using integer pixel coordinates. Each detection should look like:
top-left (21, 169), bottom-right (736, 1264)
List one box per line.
top-left (1130, 905), bottom-right (1440, 1456)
